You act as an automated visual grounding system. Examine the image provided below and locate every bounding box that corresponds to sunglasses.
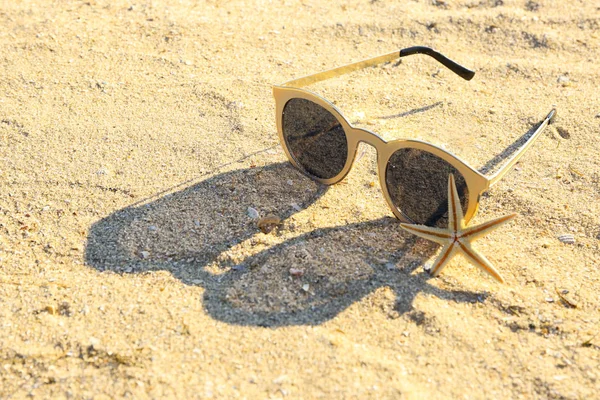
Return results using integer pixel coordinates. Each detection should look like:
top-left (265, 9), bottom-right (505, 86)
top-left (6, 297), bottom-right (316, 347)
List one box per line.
top-left (273, 46), bottom-right (555, 227)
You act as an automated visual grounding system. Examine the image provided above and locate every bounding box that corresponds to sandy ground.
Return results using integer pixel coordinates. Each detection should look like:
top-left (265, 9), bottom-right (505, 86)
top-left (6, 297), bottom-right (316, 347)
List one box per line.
top-left (1, 0), bottom-right (599, 398)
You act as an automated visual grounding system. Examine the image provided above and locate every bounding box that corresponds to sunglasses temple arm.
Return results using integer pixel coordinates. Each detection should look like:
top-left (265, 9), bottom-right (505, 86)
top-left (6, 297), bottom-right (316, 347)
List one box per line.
top-left (399, 47), bottom-right (475, 81)
top-left (282, 47), bottom-right (474, 88)
top-left (487, 108), bottom-right (557, 188)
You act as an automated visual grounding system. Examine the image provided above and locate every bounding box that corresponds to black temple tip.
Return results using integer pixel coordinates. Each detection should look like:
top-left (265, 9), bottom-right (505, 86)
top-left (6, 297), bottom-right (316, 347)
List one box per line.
top-left (399, 46), bottom-right (475, 81)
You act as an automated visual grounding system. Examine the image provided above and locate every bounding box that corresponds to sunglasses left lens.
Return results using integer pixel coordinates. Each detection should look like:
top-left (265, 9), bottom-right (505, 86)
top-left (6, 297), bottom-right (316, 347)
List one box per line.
top-left (282, 98), bottom-right (348, 180)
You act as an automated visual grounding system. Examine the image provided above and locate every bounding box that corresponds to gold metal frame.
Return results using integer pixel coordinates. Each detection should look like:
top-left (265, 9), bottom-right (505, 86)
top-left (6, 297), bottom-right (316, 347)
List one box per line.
top-left (273, 46), bottom-right (556, 225)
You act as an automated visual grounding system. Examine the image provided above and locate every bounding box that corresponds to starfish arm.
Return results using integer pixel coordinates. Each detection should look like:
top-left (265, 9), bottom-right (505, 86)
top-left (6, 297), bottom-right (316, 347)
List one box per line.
top-left (430, 243), bottom-right (459, 277)
top-left (400, 223), bottom-right (451, 245)
top-left (457, 240), bottom-right (505, 283)
top-left (448, 174), bottom-right (465, 231)
top-left (461, 213), bottom-right (517, 241)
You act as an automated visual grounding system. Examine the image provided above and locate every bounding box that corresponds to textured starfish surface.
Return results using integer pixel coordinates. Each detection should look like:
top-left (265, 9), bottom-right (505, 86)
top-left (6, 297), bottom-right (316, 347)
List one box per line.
top-left (400, 175), bottom-right (516, 283)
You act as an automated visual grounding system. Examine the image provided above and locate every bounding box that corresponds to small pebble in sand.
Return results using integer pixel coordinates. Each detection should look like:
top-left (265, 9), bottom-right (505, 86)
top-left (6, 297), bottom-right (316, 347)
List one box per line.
top-left (286, 179), bottom-right (293, 186)
top-left (257, 214), bottom-right (281, 234)
top-left (59, 302), bottom-right (72, 317)
top-left (95, 167), bottom-right (110, 176)
top-left (289, 268), bottom-right (304, 277)
top-left (291, 203), bottom-right (302, 211)
top-left (557, 234), bottom-right (575, 244)
top-left (140, 250), bottom-right (150, 259)
top-left (247, 207), bottom-right (260, 219)
top-left (302, 283), bottom-right (310, 292)
top-left (557, 75), bottom-right (570, 87)
top-left (227, 101), bottom-right (244, 110)
top-left (45, 305), bottom-right (58, 315)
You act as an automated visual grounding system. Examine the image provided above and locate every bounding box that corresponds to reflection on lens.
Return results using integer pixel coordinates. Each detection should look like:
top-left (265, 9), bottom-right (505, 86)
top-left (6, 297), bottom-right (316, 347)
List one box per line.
top-left (282, 98), bottom-right (348, 180)
top-left (385, 148), bottom-right (469, 227)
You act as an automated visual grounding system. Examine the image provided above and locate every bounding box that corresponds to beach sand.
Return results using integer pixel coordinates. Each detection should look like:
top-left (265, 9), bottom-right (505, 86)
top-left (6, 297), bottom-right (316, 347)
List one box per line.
top-left (1, 0), bottom-right (599, 398)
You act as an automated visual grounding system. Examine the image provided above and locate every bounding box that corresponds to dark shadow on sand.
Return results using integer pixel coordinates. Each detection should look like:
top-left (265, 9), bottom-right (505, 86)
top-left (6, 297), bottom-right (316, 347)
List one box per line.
top-left (377, 101), bottom-right (443, 120)
top-left (85, 162), bottom-right (487, 327)
top-left (479, 118), bottom-right (550, 175)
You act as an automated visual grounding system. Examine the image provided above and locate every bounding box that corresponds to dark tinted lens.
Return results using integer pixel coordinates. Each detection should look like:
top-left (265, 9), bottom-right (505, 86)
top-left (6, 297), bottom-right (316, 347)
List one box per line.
top-left (385, 148), bottom-right (469, 227)
top-left (282, 98), bottom-right (348, 180)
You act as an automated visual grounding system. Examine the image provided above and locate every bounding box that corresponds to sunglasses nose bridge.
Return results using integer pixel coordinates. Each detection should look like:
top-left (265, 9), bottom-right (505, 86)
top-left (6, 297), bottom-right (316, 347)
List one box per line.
top-left (349, 127), bottom-right (387, 152)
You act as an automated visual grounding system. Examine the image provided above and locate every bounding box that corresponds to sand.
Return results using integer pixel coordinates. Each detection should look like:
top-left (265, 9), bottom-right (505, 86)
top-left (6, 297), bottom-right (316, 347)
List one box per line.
top-left (1, 0), bottom-right (599, 398)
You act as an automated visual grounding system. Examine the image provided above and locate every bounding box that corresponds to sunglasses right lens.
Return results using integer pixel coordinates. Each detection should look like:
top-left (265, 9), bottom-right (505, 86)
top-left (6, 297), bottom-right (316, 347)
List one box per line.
top-left (282, 98), bottom-right (348, 180)
top-left (385, 148), bottom-right (469, 227)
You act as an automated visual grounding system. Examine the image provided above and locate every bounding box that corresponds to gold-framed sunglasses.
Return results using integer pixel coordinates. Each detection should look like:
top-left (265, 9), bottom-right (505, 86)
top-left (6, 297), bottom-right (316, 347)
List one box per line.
top-left (273, 46), bottom-right (556, 227)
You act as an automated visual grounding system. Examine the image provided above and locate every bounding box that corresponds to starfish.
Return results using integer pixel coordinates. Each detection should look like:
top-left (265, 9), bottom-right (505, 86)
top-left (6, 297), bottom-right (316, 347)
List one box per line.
top-left (400, 174), bottom-right (516, 283)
